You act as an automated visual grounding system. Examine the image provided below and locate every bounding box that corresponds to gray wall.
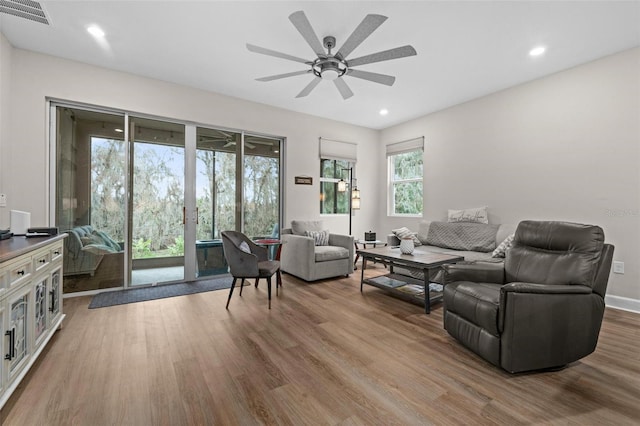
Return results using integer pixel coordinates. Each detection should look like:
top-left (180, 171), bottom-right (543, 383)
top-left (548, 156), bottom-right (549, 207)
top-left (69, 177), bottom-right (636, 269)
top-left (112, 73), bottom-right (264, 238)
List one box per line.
top-left (0, 41), bottom-right (380, 241)
top-left (379, 47), bottom-right (640, 310)
top-left (1, 31), bottom-right (638, 310)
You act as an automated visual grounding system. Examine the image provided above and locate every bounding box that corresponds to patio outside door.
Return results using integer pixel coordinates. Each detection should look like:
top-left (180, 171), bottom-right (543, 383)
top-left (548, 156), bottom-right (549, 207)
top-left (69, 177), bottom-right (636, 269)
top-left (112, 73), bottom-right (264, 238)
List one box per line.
top-left (129, 117), bottom-right (186, 286)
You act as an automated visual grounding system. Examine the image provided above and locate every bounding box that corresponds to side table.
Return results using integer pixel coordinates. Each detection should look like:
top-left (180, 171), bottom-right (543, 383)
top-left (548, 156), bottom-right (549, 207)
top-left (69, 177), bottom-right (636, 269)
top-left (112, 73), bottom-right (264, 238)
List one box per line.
top-left (353, 239), bottom-right (387, 270)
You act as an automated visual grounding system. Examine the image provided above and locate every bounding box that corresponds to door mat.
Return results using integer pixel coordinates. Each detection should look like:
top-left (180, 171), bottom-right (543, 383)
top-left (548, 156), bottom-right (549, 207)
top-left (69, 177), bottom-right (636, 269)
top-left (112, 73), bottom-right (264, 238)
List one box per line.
top-left (88, 275), bottom-right (232, 309)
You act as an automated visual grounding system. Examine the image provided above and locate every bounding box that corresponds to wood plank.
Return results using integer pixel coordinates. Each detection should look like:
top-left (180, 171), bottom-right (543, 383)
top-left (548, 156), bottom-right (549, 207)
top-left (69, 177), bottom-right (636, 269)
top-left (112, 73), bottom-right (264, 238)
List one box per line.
top-left (1, 265), bottom-right (639, 425)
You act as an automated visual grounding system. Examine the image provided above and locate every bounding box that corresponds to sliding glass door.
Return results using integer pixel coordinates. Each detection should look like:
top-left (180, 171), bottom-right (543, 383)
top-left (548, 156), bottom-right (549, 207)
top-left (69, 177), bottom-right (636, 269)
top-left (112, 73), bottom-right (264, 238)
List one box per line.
top-left (128, 117), bottom-right (185, 286)
top-left (53, 104), bottom-right (283, 293)
top-left (54, 106), bottom-right (126, 293)
top-left (193, 129), bottom-right (282, 277)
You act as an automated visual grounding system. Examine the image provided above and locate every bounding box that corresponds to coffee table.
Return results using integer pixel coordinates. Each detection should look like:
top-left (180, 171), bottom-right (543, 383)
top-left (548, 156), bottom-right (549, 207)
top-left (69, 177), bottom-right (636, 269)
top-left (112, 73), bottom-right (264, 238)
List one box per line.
top-left (357, 246), bottom-right (463, 314)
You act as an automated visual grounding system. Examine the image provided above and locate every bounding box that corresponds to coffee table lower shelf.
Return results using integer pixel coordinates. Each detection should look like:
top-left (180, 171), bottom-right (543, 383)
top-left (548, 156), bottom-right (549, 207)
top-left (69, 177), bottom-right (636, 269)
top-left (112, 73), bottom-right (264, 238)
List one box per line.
top-left (361, 273), bottom-right (443, 310)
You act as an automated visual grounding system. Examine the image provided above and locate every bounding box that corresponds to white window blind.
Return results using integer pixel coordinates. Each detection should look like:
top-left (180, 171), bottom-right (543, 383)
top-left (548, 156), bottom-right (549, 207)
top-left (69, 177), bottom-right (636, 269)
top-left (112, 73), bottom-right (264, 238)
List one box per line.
top-left (386, 136), bottom-right (424, 156)
top-left (319, 137), bottom-right (357, 163)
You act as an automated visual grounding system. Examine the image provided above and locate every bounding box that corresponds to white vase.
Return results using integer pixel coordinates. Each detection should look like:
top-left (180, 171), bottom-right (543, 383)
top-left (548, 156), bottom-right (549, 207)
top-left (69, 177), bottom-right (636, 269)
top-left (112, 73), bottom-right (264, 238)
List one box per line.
top-left (400, 238), bottom-right (414, 254)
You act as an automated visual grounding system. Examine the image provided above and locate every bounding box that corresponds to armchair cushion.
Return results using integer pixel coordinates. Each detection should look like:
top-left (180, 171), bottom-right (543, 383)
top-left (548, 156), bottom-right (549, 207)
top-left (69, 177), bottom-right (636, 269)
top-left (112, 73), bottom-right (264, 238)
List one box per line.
top-left (315, 246), bottom-right (350, 262)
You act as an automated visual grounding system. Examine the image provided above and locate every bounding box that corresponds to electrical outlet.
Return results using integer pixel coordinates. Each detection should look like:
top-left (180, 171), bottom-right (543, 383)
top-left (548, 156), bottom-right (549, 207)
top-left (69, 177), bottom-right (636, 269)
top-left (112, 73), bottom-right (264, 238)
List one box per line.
top-left (0, 193), bottom-right (6, 207)
top-left (613, 261), bottom-right (624, 274)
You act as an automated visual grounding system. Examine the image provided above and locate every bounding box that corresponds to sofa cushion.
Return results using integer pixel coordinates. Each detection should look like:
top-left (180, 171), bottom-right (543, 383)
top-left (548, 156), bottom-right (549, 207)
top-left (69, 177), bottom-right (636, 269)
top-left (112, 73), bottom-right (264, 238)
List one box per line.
top-left (444, 281), bottom-right (502, 336)
top-left (427, 222), bottom-right (499, 252)
top-left (315, 246), bottom-right (349, 262)
top-left (291, 220), bottom-right (323, 236)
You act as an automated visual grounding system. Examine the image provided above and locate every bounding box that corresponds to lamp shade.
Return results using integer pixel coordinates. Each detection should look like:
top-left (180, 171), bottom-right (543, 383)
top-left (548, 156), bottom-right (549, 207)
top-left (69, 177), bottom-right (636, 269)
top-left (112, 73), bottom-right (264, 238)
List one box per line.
top-left (337, 179), bottom-right (347, 192)
top-left (352, 197), bottom-right (360, 210)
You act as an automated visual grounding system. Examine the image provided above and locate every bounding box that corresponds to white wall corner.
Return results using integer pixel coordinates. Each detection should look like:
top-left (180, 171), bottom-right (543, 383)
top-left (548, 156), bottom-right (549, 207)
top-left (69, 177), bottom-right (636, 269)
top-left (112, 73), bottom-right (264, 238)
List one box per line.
top-left (605, 294), bottom-right (640, 314)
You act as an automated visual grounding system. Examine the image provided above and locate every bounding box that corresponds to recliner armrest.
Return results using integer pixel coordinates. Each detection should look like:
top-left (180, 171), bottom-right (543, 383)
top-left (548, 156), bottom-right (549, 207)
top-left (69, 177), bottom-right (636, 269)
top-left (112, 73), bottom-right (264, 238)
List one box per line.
top-left (500, 282), bottom-right (592, 295)
top-left (443, 261), bottom-right (506, 285)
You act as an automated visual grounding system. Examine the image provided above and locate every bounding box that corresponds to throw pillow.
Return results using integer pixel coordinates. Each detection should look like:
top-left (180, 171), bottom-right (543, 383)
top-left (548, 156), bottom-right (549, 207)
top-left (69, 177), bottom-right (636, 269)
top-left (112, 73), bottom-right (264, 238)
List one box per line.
top-left (492, 234), bottom-right (515, 258)
top-left (80, 234), bottom-right (102, 246)
top-left (306, 229), bottom-right (330, 246)
top-left (392, 226), bottom-right (422, 246)
top-left (448, 206), bottom-right (489, 224)
top-left (239, 241), bottom-right (251, 253)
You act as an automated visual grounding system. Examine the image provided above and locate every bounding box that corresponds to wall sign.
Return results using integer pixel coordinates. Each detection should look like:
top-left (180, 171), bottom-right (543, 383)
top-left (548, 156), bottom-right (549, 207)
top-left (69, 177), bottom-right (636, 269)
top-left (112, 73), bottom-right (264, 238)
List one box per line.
top-left (295, 176), bottom-right (313, 185)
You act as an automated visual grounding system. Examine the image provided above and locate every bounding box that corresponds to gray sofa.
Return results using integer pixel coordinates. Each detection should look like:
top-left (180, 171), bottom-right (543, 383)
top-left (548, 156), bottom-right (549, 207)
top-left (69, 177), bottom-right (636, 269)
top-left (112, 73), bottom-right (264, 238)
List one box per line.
top-left (387, 220), bottom-right (516, 282)
top-left (281, 220), bottom-right (354, 281)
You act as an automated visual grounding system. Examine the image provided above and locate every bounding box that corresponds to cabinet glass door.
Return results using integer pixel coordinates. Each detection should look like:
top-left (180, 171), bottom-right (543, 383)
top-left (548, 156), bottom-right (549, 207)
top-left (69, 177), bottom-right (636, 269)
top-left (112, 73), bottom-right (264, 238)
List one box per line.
top-left (49, 268), bottom-right (61, 323)
top-left (8, 293), bottom-right (28, 376)
top-left (34, 278), bottom-right (47, 344)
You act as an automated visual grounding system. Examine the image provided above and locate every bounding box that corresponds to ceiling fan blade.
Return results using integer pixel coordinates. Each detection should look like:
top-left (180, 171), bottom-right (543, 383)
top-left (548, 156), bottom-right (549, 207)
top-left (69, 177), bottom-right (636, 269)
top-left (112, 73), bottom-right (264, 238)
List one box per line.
top-left (336, 14), bottom-right (387, 60)
top-left (246, 43), bottom-right (309, 64)
top-left (256, 70), bottom-right (311, 82)
top-left (334, 78), bottom-right (354, 100)
top-left (346, 69), bottom-right (395, 86)
top-left (347, 45), bottom-right (417, 67)
top-left (289, 11), bottom-right (325, 56)
top-left (296, 77), bottom-right (322, 98)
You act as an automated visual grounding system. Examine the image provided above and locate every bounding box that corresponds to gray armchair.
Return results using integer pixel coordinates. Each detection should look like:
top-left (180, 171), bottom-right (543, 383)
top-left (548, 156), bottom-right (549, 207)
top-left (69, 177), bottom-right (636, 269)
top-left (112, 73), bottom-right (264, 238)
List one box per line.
top-left (442, 220), bottom-right (614, 373)
top-left (280, 220), bottom-right (354, 281)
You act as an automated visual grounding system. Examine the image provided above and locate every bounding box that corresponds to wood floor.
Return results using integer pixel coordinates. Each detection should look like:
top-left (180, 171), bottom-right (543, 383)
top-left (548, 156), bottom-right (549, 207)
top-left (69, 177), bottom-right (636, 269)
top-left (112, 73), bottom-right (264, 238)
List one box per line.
top-left (1, 264), bottom-right (639, 425)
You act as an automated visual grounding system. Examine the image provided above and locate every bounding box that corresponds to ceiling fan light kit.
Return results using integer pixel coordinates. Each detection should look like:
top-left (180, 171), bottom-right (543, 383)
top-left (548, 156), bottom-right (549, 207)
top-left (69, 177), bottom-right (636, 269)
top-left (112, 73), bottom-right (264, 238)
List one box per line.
top-left (247, 11), bottom-right (417, 99)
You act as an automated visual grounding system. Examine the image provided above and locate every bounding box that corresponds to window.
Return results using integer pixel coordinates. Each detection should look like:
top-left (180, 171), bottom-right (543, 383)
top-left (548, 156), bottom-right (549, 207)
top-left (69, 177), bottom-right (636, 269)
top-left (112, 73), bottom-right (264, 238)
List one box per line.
top-left (387, 137), bottom-right (424, 216)
top-left (320, 158), bottom-right (350, 214)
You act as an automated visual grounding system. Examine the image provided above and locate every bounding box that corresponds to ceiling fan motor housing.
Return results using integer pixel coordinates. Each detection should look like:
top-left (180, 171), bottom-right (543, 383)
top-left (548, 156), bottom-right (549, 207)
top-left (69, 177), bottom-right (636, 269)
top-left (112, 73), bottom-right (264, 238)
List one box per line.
top-left (313, 57), bottom-right (347, 80)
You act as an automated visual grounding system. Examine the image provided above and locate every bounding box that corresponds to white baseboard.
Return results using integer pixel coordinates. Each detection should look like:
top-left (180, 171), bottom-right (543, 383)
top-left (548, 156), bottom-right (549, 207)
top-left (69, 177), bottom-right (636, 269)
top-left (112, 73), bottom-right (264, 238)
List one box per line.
top-left (605, 295), bottom-right (640, 314)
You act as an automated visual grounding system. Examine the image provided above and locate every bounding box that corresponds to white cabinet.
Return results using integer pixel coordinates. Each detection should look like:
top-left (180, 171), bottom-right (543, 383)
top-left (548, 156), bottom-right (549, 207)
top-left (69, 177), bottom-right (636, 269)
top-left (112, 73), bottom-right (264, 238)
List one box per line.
top-left (0, 235), bottom-right (66, 409)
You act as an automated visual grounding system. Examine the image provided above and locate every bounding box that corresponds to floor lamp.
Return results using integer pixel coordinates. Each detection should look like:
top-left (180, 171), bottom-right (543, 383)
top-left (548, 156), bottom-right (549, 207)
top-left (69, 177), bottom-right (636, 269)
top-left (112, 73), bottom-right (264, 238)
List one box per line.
top-left (338, 167), bottom-right (360, 236)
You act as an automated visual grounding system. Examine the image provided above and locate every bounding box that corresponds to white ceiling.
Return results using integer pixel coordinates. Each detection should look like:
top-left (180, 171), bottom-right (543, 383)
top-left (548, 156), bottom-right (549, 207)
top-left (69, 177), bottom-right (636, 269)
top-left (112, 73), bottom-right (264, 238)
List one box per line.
top-left (1, 1), bottom-right (639, 129)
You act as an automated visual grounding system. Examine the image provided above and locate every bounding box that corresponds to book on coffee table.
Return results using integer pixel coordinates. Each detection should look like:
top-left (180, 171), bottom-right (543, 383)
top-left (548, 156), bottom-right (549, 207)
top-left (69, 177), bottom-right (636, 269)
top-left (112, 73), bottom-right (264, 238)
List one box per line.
top-left (396, 284), bottom-right (425, 296)
top-left (369, 276), bottom-right (407, 288)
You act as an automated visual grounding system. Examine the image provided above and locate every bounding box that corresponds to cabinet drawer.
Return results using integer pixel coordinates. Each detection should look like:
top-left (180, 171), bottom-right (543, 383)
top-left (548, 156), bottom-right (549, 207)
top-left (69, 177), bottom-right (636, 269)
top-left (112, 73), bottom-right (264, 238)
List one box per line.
top-left (50, 243), bottom-right (63, 262)
top-left (33, 250), bottom-right (51, 274)
top-left (0, 268), bottom-right (6, 294)
top-left (7, 259), bottom-right (32, 289)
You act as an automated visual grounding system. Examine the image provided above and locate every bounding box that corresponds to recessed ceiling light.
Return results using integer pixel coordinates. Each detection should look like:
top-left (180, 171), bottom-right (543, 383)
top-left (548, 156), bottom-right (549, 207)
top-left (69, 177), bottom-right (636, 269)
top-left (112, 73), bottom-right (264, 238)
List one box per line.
top-left (87, 25), bottom-right (105, 38)
top-left (529, 46), bottom-right (546, 57)
top-left (379, 109), bottom-right (389, 116)
top-left (114, 128), bottom-right (123, 133)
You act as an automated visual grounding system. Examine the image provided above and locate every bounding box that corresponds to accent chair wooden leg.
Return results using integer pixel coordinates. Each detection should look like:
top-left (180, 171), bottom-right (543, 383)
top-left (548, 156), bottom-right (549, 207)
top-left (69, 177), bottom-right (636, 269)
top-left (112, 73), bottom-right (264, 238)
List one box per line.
top-left (226, 278), bottom-right (237, 309)
top-left (239, 278), bottom-right (245, 296)
top-left (255, 278), bottom-right (260, 288)
top-left (267, 277), bottom-right (272, 309)
top-left (276, 269), bottom-right (282, 295)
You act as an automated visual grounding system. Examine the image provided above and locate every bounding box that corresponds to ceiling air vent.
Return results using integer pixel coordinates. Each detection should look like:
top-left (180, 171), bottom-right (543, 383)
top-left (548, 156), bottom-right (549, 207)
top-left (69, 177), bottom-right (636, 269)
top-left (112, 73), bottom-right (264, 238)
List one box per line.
top-left (0, 0), bottom-right (50, 25)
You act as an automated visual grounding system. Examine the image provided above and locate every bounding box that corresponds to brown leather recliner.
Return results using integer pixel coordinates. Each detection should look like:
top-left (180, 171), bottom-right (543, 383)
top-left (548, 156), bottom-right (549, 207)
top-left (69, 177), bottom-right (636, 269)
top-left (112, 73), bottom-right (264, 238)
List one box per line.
top-left (442, 220), bottom-right (614, 373)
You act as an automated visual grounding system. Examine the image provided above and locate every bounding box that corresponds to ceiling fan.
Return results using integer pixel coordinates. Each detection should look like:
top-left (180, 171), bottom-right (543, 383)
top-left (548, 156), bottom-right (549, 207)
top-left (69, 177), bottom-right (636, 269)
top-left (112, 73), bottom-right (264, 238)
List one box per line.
top-left (247, 11), bottom-right (417, 99)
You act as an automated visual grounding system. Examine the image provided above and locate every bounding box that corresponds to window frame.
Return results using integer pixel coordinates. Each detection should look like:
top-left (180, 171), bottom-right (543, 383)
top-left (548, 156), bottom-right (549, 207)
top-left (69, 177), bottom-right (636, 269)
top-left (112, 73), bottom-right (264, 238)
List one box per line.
top-left (387, 149), bottom-right (424, 217)
top-left (319, 158), bottom-right (351, 215)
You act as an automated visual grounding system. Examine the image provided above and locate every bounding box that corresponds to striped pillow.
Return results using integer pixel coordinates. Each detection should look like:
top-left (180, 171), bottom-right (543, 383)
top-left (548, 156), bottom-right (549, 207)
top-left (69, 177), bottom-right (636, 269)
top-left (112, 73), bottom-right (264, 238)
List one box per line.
top-left (392, 227), bottom-right (422, 246)
top-left (306, 230), bottom-right (330, 246)
top-left (492, 234), bottom-right (514, 258)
